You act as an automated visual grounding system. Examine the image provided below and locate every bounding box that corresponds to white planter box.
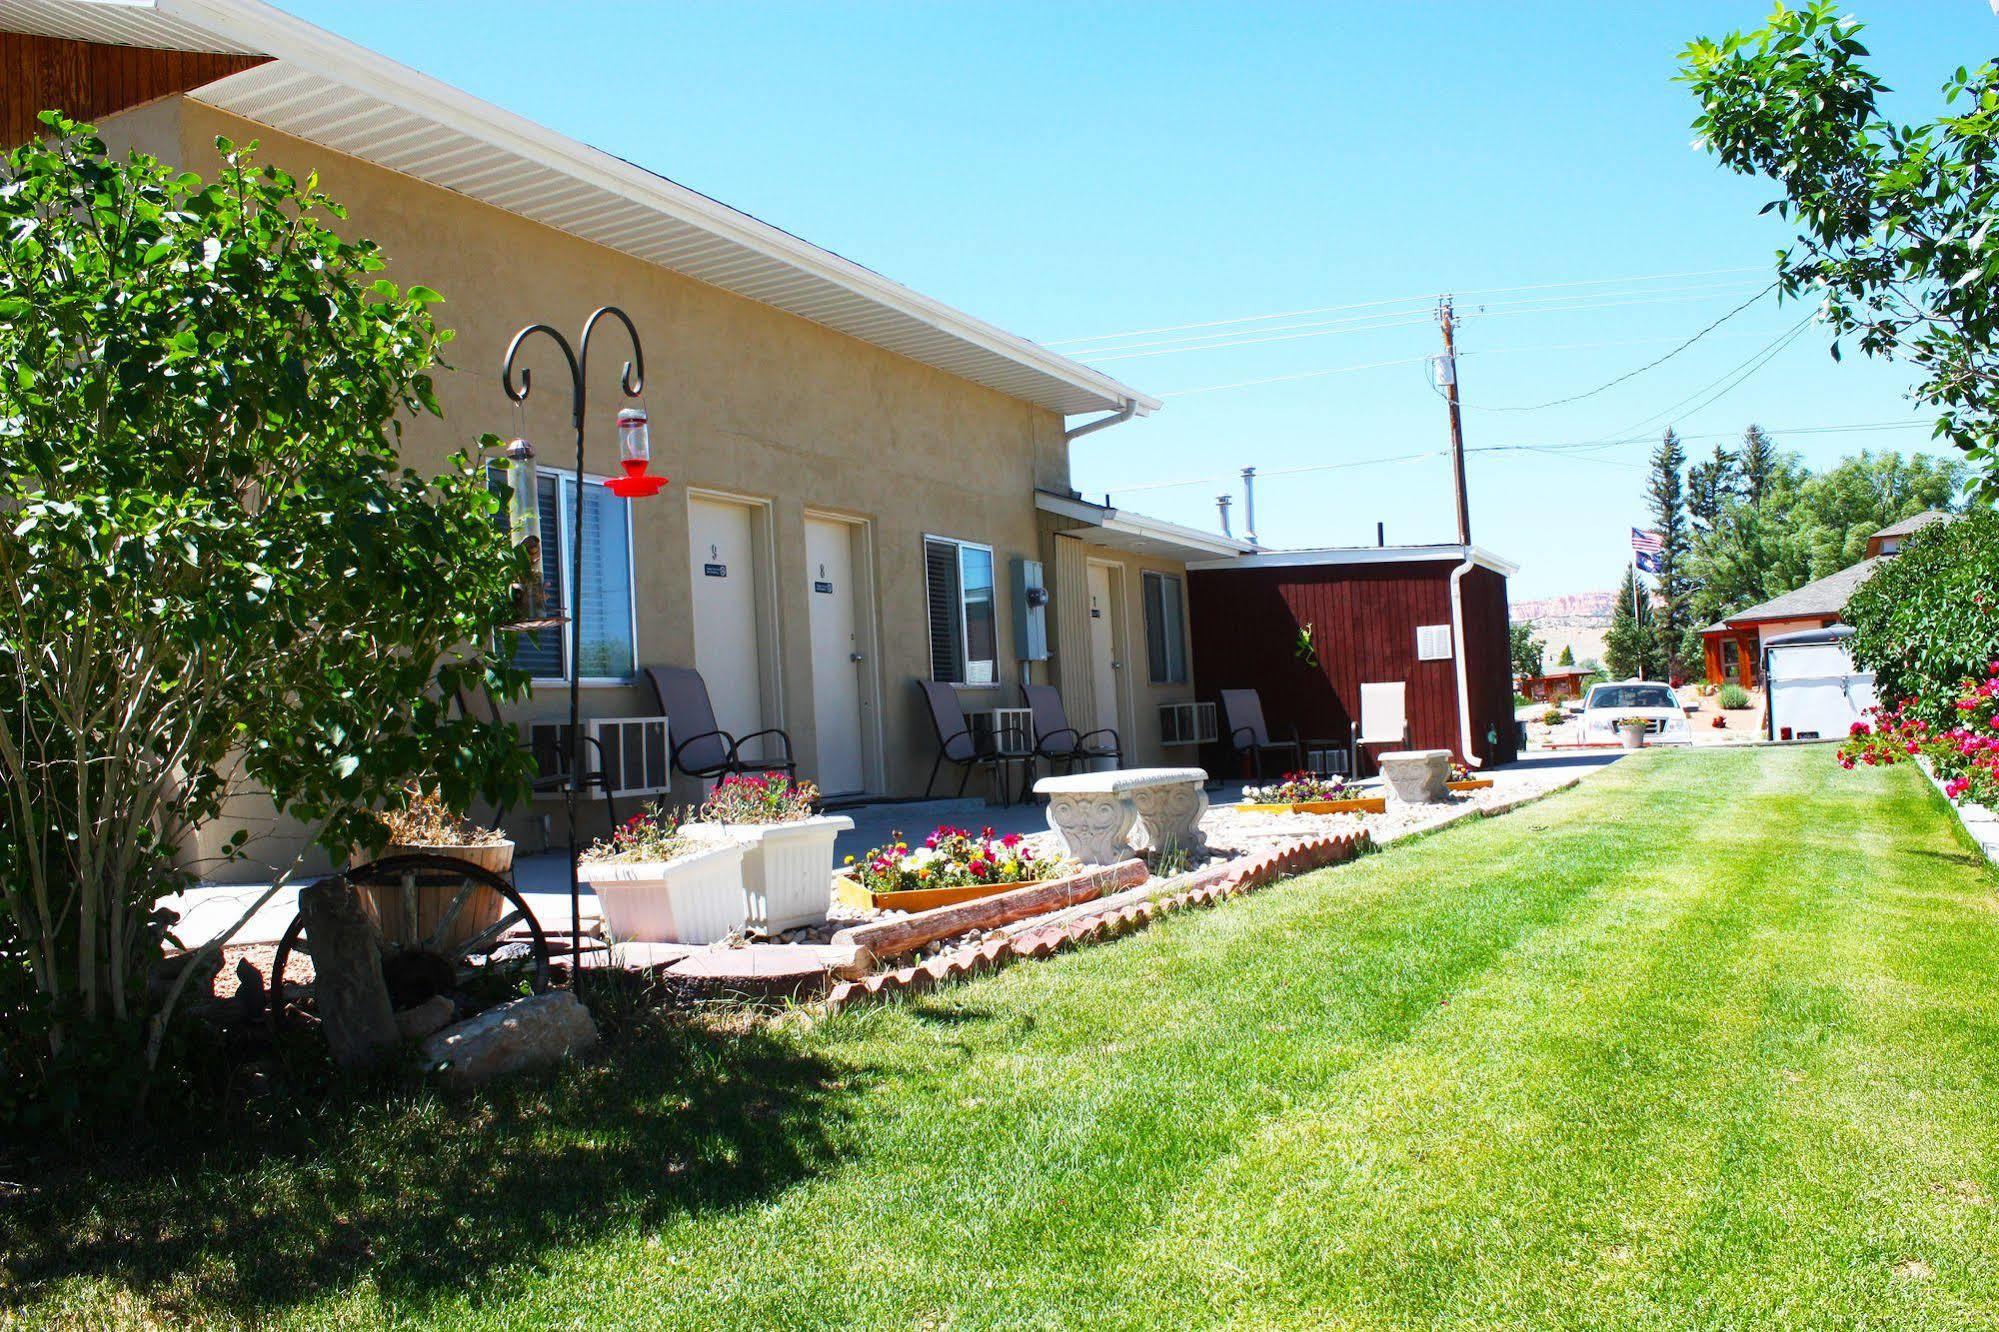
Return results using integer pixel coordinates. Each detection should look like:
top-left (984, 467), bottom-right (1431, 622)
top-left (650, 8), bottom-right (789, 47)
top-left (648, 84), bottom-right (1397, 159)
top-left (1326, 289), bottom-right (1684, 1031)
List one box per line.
top-left (576, 836), bottom-right (750, 945)
top-left (684, 815), bottom-right (854, 934)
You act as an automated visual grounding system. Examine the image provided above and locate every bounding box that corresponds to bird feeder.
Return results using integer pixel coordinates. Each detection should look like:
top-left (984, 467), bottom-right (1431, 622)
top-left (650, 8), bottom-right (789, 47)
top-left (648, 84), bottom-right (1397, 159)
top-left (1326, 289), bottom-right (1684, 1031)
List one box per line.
top-left (604, 405), bottom-right (667, 497)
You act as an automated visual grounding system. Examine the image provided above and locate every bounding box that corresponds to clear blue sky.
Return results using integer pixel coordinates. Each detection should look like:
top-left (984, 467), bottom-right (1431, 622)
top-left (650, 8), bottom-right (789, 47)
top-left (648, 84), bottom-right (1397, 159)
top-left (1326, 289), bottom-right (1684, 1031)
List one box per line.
top-left (284, 0), bottom-right (1992, 600)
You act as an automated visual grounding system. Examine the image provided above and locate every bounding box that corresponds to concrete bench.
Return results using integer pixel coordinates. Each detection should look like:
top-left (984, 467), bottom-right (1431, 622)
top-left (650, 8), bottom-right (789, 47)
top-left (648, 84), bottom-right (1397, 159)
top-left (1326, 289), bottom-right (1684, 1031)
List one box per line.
top-left (1033, 767), bottom-right (1209, 865)
top-left (1377, 748), bottom-right (1452, 804)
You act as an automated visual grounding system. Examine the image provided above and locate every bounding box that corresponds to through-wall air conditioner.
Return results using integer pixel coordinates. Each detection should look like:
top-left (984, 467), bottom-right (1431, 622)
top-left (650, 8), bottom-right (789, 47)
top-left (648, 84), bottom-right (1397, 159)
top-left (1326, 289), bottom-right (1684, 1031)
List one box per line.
top-left (1157, 701), bottom-right (1218, 747)
top-left (528, 717), bottom-right (671, 797)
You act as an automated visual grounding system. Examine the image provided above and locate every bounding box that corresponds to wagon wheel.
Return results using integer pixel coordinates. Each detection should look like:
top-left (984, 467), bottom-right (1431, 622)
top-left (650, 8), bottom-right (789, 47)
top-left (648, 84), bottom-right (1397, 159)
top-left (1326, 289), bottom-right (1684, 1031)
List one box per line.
top-left (267, 852), bottom-right (551, 1032)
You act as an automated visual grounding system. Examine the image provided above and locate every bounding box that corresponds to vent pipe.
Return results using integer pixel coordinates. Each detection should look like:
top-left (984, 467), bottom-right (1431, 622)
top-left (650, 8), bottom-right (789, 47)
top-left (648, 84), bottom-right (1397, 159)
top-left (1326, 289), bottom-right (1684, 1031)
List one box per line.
top-left (1376, 521), bottom-right (1385, 548)
top-left (1216, 493), bottom-right (1233, 537)
top-left (1240, 466), bottom-right (1259, 546)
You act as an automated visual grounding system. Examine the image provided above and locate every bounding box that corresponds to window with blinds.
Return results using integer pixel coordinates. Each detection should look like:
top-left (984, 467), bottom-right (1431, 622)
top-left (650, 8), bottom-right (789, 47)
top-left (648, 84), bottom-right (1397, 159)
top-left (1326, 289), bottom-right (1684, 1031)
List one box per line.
top-left (494, 469), bottom-right (637, 683)
top-left (925, 536), bottom-right (997, 685)
top-left (1142, 570), bottom-right (1188, 684)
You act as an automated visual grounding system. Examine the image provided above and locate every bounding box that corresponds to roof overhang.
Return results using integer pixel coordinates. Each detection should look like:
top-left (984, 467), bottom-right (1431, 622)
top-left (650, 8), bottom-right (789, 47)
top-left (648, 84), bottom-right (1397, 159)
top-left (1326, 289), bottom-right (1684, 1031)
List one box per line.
top-left (4, 0), bottom-right (1159, 421)
top-left (1187, 543), bottom-right (1520, 577)
top-left (1037, 491), bottom-right (1254, 563)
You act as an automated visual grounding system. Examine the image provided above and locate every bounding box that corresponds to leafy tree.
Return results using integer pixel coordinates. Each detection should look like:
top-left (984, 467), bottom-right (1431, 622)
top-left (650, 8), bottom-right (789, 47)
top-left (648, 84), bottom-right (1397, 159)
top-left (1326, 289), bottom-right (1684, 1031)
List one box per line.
top-left (1509, 622), bottom-right (1546, 679)
top-left (1685, 5), bottom-right (1999, 497)
top-left (0, 117), bottom-right (532, 1115)
top-left (1687, 449), bottom-right (1962, 631)
top-left (1604, 566), bottom-right (1660, 681)
top-left (1557, 644), bottom-right (1575, 666)
top-left (1687, 443), bottom-right (1737, 531)
top-left (1646, 430), bottom-right (1695, 680)
top-left (1845, 508), bottom-right (1999, 727)
top-left (1738, 425), bottom-right (1779, 509)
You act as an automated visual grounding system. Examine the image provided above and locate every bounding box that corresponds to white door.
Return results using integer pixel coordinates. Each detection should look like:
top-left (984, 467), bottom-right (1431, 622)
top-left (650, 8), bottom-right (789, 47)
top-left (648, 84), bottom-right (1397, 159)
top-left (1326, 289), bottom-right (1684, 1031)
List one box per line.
top-left (805, 516), bottom-right (866, 795)
top-left (688, 496), bottom-right (766, 758)
top-left (1087, 562), bottom-right (1123, 738)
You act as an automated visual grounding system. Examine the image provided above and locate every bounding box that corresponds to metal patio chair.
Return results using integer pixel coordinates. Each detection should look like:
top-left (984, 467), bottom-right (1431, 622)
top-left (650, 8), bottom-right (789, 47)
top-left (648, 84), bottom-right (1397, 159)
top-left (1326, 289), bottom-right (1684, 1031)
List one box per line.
top-left (916, 679), bottom-right (1014, 803)
top-left (644, 665), bottom-right (797, 784)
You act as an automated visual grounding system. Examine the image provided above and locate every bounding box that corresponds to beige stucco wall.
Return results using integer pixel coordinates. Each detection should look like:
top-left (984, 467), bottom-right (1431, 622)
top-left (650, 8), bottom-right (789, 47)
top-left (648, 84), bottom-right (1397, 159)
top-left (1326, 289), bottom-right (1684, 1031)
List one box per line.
top-left (1036, 516), bottom-right (1204, 769)
top-left (100, 96), bottom-right (1089, 881)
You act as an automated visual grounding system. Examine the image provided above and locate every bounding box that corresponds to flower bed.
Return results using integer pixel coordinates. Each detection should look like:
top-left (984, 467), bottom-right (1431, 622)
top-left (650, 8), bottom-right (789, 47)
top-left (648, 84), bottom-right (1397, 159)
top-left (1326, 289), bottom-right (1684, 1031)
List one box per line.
top-left (1239, 771), bottom-right (1384, 815)
top-left (836, 825), bottom-right (1066, 913)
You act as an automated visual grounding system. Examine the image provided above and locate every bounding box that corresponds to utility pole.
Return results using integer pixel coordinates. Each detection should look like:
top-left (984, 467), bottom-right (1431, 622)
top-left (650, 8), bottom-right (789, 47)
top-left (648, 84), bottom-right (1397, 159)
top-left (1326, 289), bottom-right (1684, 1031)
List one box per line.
top-left (1437, 296), bottom-right (1472, 547)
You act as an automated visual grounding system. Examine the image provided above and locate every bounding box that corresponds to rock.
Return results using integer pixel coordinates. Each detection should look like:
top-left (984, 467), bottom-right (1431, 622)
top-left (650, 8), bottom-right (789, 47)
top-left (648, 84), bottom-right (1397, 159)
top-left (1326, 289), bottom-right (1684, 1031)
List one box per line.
top-left (419, 991), bottom-right (598, 1088)
top-left (394, 994), bottom-right (456, 1042)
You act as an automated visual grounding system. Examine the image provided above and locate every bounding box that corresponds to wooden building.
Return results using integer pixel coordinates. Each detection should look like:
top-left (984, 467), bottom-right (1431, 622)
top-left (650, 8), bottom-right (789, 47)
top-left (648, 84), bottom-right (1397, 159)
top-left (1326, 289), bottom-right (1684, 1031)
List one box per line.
top-left (1518, 667), bottom-right (1591, 704)
top-left (1187, 546), bottom-right (1520, 777)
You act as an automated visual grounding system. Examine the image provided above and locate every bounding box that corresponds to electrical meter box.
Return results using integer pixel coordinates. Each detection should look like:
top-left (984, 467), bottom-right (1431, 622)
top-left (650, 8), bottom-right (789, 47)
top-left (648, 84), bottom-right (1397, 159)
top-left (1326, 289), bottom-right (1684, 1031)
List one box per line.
top-left (1011, 557), bottom-right (1049, 662)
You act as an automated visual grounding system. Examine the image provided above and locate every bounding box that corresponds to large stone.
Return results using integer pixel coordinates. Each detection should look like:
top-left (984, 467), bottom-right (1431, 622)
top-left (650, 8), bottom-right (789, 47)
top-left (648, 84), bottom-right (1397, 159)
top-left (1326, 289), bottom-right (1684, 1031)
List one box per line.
top-left (419, 990), bottom-right (598, 1087)
top-left (1377, 749), bottom-right (1452, 804)
top-left (394, 994), bottom-right (457, 1042)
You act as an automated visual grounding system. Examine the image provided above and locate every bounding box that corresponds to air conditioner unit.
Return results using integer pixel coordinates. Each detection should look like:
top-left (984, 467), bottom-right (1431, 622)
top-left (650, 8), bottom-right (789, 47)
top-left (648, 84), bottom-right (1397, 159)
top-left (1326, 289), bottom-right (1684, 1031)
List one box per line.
top-left (1157, 700), bottom-right (1218, 747)
top-left (528, 717), bottom-right (671, 797)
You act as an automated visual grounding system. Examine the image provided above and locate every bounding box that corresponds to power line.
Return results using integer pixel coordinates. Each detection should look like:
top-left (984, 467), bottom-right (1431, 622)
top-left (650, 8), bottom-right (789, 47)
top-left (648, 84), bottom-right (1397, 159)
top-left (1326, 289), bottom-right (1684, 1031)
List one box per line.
top-left (1461, 281), bottom-right (1780, 412)
top-left (1070, 281), bottom-right (1766, 362)
top-left (1046, 265), bottom-right (1767, 347)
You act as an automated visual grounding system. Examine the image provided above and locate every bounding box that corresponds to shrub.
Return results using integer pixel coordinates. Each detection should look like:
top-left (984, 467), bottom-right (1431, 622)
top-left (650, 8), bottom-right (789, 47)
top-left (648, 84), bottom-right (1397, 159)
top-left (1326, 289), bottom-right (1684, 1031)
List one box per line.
top-left (1542, 708), bottom-right (1565, 727)
top-left (1846, 509), bottom-right (1998, 726)
top-left (0, 117), bottom-right (532, 1125)
top-left (1719, 684), bottom-right (1753, 710)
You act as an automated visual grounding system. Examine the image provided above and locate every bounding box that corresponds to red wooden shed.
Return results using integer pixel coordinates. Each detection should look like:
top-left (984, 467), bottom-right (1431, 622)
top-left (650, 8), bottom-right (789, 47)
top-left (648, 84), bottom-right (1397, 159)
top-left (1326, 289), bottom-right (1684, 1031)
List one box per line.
top-left (1187, 545), bottom-right (1520, 776)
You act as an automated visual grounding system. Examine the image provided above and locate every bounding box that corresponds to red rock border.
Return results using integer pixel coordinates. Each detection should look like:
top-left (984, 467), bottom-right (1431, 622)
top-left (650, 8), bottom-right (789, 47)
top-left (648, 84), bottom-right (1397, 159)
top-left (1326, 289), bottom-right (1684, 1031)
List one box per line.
top-left (822, 830), bottom-right (1372, 1015)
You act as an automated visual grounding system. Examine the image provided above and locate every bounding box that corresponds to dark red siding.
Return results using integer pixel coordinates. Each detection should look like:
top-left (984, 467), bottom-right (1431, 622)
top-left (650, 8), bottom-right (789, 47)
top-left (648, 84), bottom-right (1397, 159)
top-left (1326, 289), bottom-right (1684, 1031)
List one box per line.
top-left (2, 33), bottom-right (267, 147)
top-left (1187, 559), bottom-right (1518, 776)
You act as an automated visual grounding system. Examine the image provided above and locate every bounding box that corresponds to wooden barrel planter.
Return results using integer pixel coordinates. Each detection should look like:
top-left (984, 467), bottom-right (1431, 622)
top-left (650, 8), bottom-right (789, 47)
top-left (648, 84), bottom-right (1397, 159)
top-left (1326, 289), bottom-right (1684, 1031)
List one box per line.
top-left (833, 868), bottom-right (1050, 914)
top-left (1237, 797), bottom-right (1387, 816)
top-left (352, 840), bottom-right (515, 952)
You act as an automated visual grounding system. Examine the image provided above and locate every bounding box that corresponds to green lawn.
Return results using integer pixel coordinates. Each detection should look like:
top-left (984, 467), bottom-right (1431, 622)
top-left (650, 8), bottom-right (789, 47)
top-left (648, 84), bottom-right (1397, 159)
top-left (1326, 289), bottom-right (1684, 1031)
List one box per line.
top-left (10, 747), bottom-right (1999, 1329)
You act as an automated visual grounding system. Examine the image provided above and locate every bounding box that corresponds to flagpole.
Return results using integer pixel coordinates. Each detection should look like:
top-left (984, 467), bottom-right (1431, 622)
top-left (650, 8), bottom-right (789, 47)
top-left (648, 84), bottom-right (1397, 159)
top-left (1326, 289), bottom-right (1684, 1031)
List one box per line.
top-left (1632, 560), bottom-right (1643, 682)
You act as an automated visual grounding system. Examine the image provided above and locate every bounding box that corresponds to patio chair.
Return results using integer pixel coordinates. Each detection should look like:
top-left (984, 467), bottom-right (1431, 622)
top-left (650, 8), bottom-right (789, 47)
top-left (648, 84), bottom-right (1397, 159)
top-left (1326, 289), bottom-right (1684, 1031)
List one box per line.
top-left (1218, 688), bottom-right (1306, 783)
top-left (916, 680), bottom-right (1014, 803)
top-left (643, 665), bottom-right (797, 784)
top-left (1021, 683), bottom-right (1120, 798)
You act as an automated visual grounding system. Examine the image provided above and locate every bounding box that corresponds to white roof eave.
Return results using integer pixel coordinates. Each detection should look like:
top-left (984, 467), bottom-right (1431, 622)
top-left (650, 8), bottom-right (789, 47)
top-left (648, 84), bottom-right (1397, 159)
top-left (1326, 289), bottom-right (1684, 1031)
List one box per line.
top-left (8, 0), bottom-right (1158, 420)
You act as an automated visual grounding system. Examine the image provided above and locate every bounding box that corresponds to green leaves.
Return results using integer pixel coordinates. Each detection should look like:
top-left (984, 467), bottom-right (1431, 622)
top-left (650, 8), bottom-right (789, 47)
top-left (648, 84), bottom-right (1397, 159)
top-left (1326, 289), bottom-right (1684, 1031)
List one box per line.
top-left (1683, 3), bottom-right (1999, 499)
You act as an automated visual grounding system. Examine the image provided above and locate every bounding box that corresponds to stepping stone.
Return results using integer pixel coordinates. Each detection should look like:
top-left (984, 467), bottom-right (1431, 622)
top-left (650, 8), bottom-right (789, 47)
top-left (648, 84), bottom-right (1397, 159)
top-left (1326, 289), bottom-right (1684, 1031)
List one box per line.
top-left (665, 944), bottom-right (834, 1000)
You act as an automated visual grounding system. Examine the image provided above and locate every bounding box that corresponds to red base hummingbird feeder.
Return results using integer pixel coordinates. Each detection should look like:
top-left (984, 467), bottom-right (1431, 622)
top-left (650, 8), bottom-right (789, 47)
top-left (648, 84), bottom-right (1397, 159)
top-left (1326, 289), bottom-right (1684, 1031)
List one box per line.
top-left (603, 406), bottom-right (668, 497)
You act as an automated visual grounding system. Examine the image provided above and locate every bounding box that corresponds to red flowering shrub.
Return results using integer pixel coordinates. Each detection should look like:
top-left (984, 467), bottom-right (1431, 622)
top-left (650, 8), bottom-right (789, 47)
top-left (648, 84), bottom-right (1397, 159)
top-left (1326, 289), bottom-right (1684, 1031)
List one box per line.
top-left (1838, 663), bottom-right (1999, 808)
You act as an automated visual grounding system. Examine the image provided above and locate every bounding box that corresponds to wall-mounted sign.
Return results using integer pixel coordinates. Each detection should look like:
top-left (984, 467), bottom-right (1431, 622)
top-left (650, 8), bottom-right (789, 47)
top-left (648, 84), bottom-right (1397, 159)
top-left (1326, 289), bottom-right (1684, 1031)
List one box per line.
top-left (703, 562), bottom-right (727, 578)
top-left (813, 580), bottom-right (834, 595)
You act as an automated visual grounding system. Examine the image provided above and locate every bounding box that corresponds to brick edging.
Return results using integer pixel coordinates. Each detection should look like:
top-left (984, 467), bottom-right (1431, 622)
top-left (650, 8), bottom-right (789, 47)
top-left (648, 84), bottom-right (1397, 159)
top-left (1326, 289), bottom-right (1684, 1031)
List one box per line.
top-left (821, 830), bottom-right (1372, 1016)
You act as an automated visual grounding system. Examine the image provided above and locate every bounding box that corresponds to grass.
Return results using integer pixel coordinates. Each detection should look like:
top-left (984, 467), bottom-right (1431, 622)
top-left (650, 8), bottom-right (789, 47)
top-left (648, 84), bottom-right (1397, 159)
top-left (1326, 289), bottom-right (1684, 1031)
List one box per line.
top-left (8, 747), bottom-right (1999, 1328)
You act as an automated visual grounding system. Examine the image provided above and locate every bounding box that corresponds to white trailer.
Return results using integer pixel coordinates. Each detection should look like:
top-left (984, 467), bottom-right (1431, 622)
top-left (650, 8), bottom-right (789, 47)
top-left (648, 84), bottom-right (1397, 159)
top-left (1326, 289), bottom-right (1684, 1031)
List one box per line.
top-left (1763, 625), bottom-right (1876, 741)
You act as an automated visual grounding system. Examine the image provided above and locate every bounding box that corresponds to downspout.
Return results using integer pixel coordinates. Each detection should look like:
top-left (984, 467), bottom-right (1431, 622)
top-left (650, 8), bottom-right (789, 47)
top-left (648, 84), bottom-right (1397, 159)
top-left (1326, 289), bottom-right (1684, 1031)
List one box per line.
top-left (1064, 400), bottom-right (1136, 442)
top-left (1449, 545), bottom-right (1483, 769)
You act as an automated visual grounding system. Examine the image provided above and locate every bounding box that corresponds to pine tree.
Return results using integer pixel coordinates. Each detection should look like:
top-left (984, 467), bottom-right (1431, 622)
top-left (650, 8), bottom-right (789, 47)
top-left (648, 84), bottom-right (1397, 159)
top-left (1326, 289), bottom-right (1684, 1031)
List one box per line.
top-left (1687, 443), bottom-right (1737, 530)
top-left (1557, 643), bottom-right (1575, 666)
top-left (1604, 565), bottom-right (1658, 680)
top-left (1739, 424), bottom-right (1777, 508)
top-left (1646, 429), bottom-right (1694, 681)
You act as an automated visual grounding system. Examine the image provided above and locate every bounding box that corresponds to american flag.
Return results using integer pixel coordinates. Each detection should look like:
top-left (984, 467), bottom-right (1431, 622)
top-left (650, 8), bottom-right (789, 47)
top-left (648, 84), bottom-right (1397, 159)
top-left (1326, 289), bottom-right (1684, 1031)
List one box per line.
top-left (1632, 527), bottom-right (1665, 575)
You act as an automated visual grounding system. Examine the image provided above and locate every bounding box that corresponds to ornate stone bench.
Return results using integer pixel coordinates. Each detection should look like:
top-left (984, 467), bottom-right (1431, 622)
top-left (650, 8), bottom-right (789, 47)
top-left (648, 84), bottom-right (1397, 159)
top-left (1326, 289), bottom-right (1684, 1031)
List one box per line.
top-left (1376, 748), bottom-right (1452, 804)
top-left (1033, 767), bottom-right (1209, 865)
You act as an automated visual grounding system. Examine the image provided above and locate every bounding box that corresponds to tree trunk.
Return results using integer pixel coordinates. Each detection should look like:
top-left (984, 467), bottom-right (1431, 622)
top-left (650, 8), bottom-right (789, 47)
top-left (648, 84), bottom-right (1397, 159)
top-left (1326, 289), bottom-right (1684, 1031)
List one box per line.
top-left (296, 875), bottom-right (398, 1070)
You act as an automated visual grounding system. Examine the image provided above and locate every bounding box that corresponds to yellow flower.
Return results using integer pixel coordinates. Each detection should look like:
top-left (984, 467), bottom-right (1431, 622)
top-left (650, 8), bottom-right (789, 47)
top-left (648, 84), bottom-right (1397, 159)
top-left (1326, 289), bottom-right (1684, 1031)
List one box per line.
top-left (917, 868), bottom-right (932, 879)
top-left (843, 855), bottom-right (855, 864)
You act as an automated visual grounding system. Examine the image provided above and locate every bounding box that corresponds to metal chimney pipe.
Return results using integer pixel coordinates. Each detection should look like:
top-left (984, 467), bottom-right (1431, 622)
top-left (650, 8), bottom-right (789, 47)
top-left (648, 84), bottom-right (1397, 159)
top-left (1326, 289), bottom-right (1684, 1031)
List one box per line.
top-left (1377, 521), bottom-right (1385, 547)
top-left (1240, 466), bottom-right (1258, 546)
top-left (1216, 493), bottom-right (1233, 537)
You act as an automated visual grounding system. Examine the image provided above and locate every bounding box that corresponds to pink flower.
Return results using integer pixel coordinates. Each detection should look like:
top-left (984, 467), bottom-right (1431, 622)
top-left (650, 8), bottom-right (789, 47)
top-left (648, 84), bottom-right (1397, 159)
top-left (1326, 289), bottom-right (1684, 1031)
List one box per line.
top-left (1850, 721), bottom-right (1871, 737)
